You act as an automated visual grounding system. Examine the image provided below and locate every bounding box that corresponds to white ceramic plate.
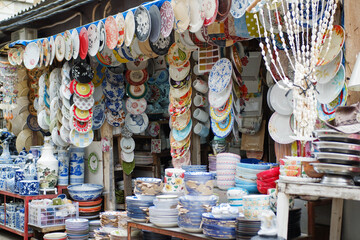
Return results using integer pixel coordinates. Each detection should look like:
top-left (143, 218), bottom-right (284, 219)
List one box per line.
top-left (125, 113), bottom-right (149, 134)
top-left (270, 80), bottom-right (293, 115)
top-left (120, 137), bottom-right (135, 153)
top-left (49, 36), bottom-right (56, 65)
top-left (23, 42), bottom-right (40, 70)
top-left (125, 11), bottom-right (135, 47)
top-left (64, 30), bottom-right (73, 61)
top-left (316, 65), bottom-right (345, 104)
top-left (315, 49), bottom-right (343, 84)
top-left (268, 112), bottom-right (295, 144)
top-left (55, 34), bottom-right (66, 62)
top-left (121, 150), bottom-right (134, 162)
top-left (88, 24), bottom-right (100, 56)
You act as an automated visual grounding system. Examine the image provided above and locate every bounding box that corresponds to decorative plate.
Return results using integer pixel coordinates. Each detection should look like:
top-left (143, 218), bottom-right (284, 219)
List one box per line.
top-left (171, 0), bottom-right (190, 33)
top-left (70, 128), bottom-right (94, 148)
top-left (79, 27), bottom-right (89, 60)
top-left (49, 36), bottom-right (56, 64)
top-left (23, 42), bottom-right (40, 70)
top-left (268, 112), bottom-right (295, 144)
top-left (189, 0), bottom-right (204, 33)
top-left (73, 117), bottom-right (93, 133)
top-left (27, 114), bottom-right (41, 131)
top-left (121, 151), bottom-right (134, 163)
top-left (125, 112), bottom-right (149, 134)
top-left (120, 137), bottom-right (135, 153)
top-left (147, 121), bottom-right (160, 137)
top-left (171, 109), bottom-right (191, 131)
top-left (315, 49), bottom-right (343, 84)
top-left (169, 60), bottom-right (190, 81)
top-left (134, 6), bottom-right (151, 42)
top-left (125, 69), bottom-right (148, 86)
top-left (74, 81), bottom-right (94, 98)
top-left (211, 110), bottom-right (234, 138)
top-left (203, 0), bottom-right (218, 26)
top-left (97, 20), bottom-right (106, 52)
top-left (160, 1), bottom-right (174, 37)
top-left (88, 152), bottom-right (99, 173)
top-left (317, 84), bottom-right (348, 122)
top-left (210, 93), bottom-right (233, 122)
top-left (171, 141), bottom-right (191, 159)
top-left (216, 0), bottom-right (231, 22)
top-left (105, 98), bottom-right (123, 113)
top-left (74, 94), bottom-right (94, 110)
top-left (167, 43), bottom-right (191, 68)
top-left (230, 0), bottom-right (248, 19)
top-left (95, 45), bottom-right (122, 67)
top-left (173, 118), bottom-right (192, 142)
top-left (316, 65), bottom-right (345, 104)
top-left (105, 67), bottom-right (124, 86)
top-left (115, 13), bottom-right (126, 47)
top-left (102, 77), bottom-right (125, 101)
top-left (37, 40), bottom-right (43, 67)
top-left (317, 25), bottom-right (345, 66)
top-left (169, 99), bottom-right (191, 117)
top-left (170, 130), bottom-right (190, 149)
top-left (42, 38), bottom-right (50, 66)
top-left (149, 5), bottom-right (161, 43)
top-left (92, 103), bottom-right (106, 130)
top-left (126, 98), bottom-right (147, 115)
top-left (126, 60), bottom-right (148, 71)
top-left (106, 109), bottom-right (125, 127)
top-left (62, 104), bottom-right (71, 120)
top-left (172, 149), bottom-right (191, 168)
top-left (73, 105), bottom-right (93, 122)
top-left (88, 24), bottom-right (100, 57)
top-left (270, 80), bottom-right (293, 115)
top-left (170, 74), bottom-right (190, 89)
top-left (149, 32), bottom-right (174, 56)
top-left (124, 10), bottom-right (135, 47)
top-left (72, 62), bottom-right (94, 84)
top-left (169, 85), bottom-right (192, 107)
top-left (126, 83), bottom-right (148, 99)
top-left (105, 16), bottom-right (119, 50)
top-left (208, 58), bottom-right (232, 93)
top-left (63, 30), bottom-right (73, 61)
top-left (209, 80), bottom-right (232, 108)
top-left (145, 84), bottom-right (161, 103)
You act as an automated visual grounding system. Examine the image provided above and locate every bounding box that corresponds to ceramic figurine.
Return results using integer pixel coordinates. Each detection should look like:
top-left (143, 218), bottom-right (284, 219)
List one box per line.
top-left (36, 137), bottom-right (58, 189)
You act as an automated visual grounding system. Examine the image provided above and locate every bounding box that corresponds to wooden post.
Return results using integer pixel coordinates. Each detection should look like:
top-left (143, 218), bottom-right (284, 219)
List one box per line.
top-left (330, 198), bottom-right (344, 240)
top-left (100, 121), bottom-right (115, 210)
top-left (344, 0), bottom-right (360, 104)
top-left (276, 192), bottom-right (290, 239)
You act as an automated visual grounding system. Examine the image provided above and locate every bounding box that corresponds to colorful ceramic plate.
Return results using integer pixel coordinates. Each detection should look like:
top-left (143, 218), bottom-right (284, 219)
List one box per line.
top-left (42, 38), bottom-right (50, 66)
top-left (125, 69), bottom-right (148, 86)
top-left (96, 45), bottom-right (121, 67)
top-left (203, 0), bottom-right (218, 26)
top-left (230, 0), bottom-right (248, 18)
top-left (73, 117), bottom-right (93, 133)
top-left (92, 103), bottom-right (106, 130)
top-left (170, 74), bottom-right (190, 89)
top-left (102, 77), bottom-right (125, 101)
top-left (79, 27), bottom-right (89, 60)
top-left (145, 84), bottom-right (161, 103)
top-left (54, 34), bottom-right (65, 62)
top-left (134, 6), bottom-right (151, 42)
top-left (97, 20), bottom-right (106, 52)
top-left (73, 105), bottom-right (93, 122)
top-left (149, 33), bottom-right (174, 56)
top-left (37, 40), bottom-right (43, 67)
top-left (147, 121), bottom-right (160, 137)
top-left (160, 1), bottom-right (174, 37)
top-left (126, 83), bottom-right (148, 99)
top-left (70, 128), bottom-right (94, 148)
top-left (71, 29), bottom-right (80, 59)
top-left (64, 30), bottom-right (73, 61)
top-left (211, 110), bottom-right (234, 138)
top-left (115, 13), bottom-right (126, 47)
top-left (171, 109), bottom-right (191, 131)
top-left (88, 24), bottom-right (100, 56)
top-left (125, 113), bottom-right (149, 134)
top-left (167, 43), bottom-right (191, 68)
top-left (209, 80), bottom-right (232, 108)
top-left (268, 112), bottom-right (295, 144)
top-left (125, 11), bottom-right (135, 47)
top-left (74, 94), bottom-right (94, 110)
top-left (171, 0), bottom-right (190, 33)
top-left (23, 42), bottom-right (40, 70)
top-left (106, 109), bottom-right (125, 127)
top-left (316, 65), bottom-right (345, 104)
top-left (208, 58), bottom-right (232, 93)
top-left (315, 49), bottom-right (343, 84)
top-left (49, 36), bottom-right (56, 64)
top-left (317, 84), bottom-right (348, 122)
top-left (317, 25), bottom-right (345, 66)
top-left (149, 5), bottom-right (161, 43)
top-left (105, 16), bottom-right (119, 50)
top-left (74, 81), bottom-right (94, 98)
top-left (169, 60), bottom-right (190, 81)
top-left (126, 98), bottom-right (147, 115)
top-left (120, 137), bottom-right (135, 153)
top-left (173, 118), bottom-right (192, 141)
top-left (210, 93), bottom-right (233, 122)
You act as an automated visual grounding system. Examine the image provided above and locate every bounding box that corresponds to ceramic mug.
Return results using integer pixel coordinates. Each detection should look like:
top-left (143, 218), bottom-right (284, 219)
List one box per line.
top-left (194, 93), bottom-right (208, 107)
top-left (193, 108), bottom-right (209, 123)
top-left (163, 168), bottom-right (185, 194)
top-left (193, 78), bottom-right (208, 94)
top-left (194, 122), bottom-right (210, 138)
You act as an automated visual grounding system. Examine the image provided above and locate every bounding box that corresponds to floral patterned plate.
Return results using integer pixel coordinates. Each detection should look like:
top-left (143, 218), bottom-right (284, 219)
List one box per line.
top-left (79, 27), bottom-right (89, 60)
top-left (145, 84), bottom-right (161, 103)
top-left (116, 13), bottom-right (126, 47)
top-left (74, 94), bottom-right (94, 110)
top-left (125, 10), bottom-right (135, 47)
top-left (97, 20), bottom-right (106, 52)
top-left (126, 69), bottom-right (148, 86)
top-left (173, 118), bottom-right (192, 141)
top-left (23, 42), bottom-right (40, 70)
top-left (126, 97), bottom-right (147, 115)
top-left (64, 30), bottom-right (73, 61)
top-left (316, 65), bottom-right (345, 104)
top-left (70, 128), bottom-right (94, 148)
top-left (88, 24), bottom-right (100, 57)
top-left (73, 118), bottom-right (93, 133)
top-left (160, 1), bottom-right (174, 38)
top-left (149, 5), bottom-right (161, 43)
top-left (210, 93), bottom-right (233, 122)
top-left (170, 130), bottom-right (191, 149)
top-left (125, 112), bottom-right (149, 134)
top-left (55, 34), bottom-right (66, 62)
top-left (268, 112), bottom-right (294, 144)
top-left (42, 38), bottom-right (50, 66)
top-left (92, 103), bottom-right (106, 130)
top-left (170, 74), bottom-right (190, 89)
top-left (171, 108), bottom-right (191, 131)
top-left (149, 32), bottom-right (174, 56)
top-left (171, 0), bottom-right (190, 33)
top-left (203, 0), bottom-right (218, 26)
top-left (230, 0), bottom-right (248, 19)
top-left (208, 58), bottom-right (232, 93)
top-left (102, 77), bottom-right (125, 101)
top-left (74, 81), bottom-right (94, 98)
top-left (166, 43), bottom-right (191, 68)
top-left (317, 25), bottom-right (345, 66)
top-left (105, 16), bottom-right (119, 50)
top-left (211, 109), bottom-right (234, 138)
top-left (96, 45), bottom-right (121, 67)
top-left (134, 6), bottom-right (151, 42)
top-left (317, 84), bottom-right (348, 122)
top-left (169, 60), bottom-right (190, 81)
top-left (147, 121), bottom-right (160, 137)
top-left (315, 49), bottom-right (343, 84)
top-left (49, 36), bottom-right (56, 64)
top-left (126, 83), bottom-right (148, 99)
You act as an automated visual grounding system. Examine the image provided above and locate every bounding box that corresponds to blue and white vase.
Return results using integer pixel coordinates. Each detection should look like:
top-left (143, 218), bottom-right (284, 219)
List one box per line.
top-left (29, 146), bottom-right (42, 163)
top-left (23, 154), bottom-right (37, 180)
top-left (14, 170), bottom-right (25, 194)
top-left (69, 147), bottom-right (85, 185)
top-left (19, 180), bottom-right (40, 196)
top-left (36, 137), bottom-right (58, 189)
top-left (58, 150), bottom-right (69, 186)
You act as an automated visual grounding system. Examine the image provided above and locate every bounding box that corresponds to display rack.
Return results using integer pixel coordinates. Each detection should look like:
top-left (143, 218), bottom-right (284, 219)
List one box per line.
top-left (0, 188), bottom-right (62, 240)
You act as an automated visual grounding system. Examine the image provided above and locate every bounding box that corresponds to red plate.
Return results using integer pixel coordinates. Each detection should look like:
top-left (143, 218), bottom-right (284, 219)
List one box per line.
top-left (73, 118), bottom-right (92, 133)
top-left (79, 27), bottom-right (89, 60)
top-left (75, 198), bottom-right (103, 207)
top-left (125, 69), bottom-right (148, 86)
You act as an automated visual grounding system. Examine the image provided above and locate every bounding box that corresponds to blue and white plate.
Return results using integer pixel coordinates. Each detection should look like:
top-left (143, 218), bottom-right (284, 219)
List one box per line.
top-left (92, 103), bottom-right (106, 130)
top-left (208, 58), bottom-right (232, 93)
top-left (102, 77), bottom-right (125, 101)
top-left (230, 0), bottom-right (249, 18)
top-left (105, 68), bottom-right (125, 86)
top-left (106, 109), bottom-right (125, 127)
top-left (211, 110), bottom-right (234, 138)
top-left (154, 69), bottom-right (169, 83)
top-left (125, 113), bottom-right (149, 134)
top-left (173, 119), bottom-right (192, 142)
top-left (105, 98), bottom-right (123, 112)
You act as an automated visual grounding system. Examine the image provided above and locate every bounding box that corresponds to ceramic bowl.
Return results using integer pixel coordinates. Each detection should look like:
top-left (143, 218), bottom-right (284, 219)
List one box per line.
top-left (256, 167), bottom-right (280, 181)
top-left (184, 172), bottom-right (214, 196)
top-left (242, 195), bottom-right (270, 208)
top-left (134, 178), bottom-right (163, 196)
top-left (153, 198), bottom-right (178, 209)
top-left (243, 205), bottom-right (270, 220)
top-left (227, 187), bottom-right (248, 200)
top-left (235, 184), bottom-right (259, 194)
top-left (67, 184), bottom-right (104, 201)
top-left (43, 232), bottom-right (67, 240)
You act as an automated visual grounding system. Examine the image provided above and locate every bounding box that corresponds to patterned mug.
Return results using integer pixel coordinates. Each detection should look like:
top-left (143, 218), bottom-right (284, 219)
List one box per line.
top-left (163, 168), bottom-right (185, 194)
top-left (193, 78), bottom-right (208, 94)
top-left (194, 93), bottom-right (208, 107)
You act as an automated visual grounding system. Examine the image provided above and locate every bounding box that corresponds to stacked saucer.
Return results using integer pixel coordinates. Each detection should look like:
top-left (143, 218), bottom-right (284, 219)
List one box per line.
top-left (149, 195), bottom-right (179, 228)
top-left (216, 153), bottom-right (240, 190)
top-left (182, 165), bottom-right (207, 172)
top-left (236, 217), bottom-right (261, 240)
top-left (201, 212), bottom-right (237, 239)
top-left (65, 218), bottom-right (89, 240)
top-left (75, 198), bottom-right (103, 219)
top-left (89, 220), bottom-right (100, 238)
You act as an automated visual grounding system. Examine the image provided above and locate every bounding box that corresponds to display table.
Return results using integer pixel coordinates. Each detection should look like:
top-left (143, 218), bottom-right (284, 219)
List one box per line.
top-left (127, 221), bottom-right (211, 240)
top-left (277, 181), bottom-right (360, 240)
top-left (0, 189), bottom-right (62, 240)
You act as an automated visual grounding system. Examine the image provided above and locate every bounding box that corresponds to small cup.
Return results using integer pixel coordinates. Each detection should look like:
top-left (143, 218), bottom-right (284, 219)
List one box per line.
top-left (193, 78), bottom-right (208, 94)
top-left (194, 122), bottom-right (210, 138)
top-left (194, 93), bottom-right (208, 107)
top-left (193, 108), bottom-right (209, 123)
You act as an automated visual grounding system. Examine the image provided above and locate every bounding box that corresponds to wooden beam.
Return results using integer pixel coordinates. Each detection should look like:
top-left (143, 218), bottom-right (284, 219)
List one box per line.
top-left (100, 121), bottom-right (115, 210)
top-left (344, 0), bottom-right (360, 104)
top-left (330, 198), bottom-right (344, 240)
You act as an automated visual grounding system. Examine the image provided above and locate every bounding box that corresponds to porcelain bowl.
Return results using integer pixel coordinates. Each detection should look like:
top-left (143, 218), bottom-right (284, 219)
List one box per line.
top-left (67, 184), bottom-right (104, 201)
top-left (43, 232), bottom-right (67, 240)
top-left (227, 187), bottom-right (248, 200)
top-left (242, 195), bottom-right (270, 208)
top-left (243, 205), bottom-right (271, 220)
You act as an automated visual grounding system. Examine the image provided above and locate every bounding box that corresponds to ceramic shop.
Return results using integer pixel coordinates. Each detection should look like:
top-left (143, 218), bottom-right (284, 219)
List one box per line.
top-left (0, 0), bottom-right (359, 239)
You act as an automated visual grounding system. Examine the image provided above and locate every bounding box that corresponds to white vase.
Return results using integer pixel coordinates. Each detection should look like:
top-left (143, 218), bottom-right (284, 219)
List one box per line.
top-left (36, 137), bottom-right (58, 189)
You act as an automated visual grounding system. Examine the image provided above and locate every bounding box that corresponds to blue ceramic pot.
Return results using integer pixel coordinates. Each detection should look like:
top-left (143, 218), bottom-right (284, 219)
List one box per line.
top-left (19, 180), bottom-right (40, 196)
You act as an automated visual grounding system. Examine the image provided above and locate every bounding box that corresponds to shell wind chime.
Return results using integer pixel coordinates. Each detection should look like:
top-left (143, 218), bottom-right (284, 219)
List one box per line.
top-left (249, 0), bottom-right (338, 140)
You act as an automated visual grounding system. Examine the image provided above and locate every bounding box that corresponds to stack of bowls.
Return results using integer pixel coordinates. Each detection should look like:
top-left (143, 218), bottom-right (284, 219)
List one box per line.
top-left (126, 196), bottom-right (154, 222)
top-left (236, 217), bottom-right (261, 240)
top-left (242, 195), bottom-right (270, 221)
top-left (184, 172), bottom-right (214, 196)
top-left (216, 153), bottom-right (240, 190)
top-left (235, 177), bottom-right (258, 194)
top-left (182, 165), bottom-right (207, 172)
top-left (178, 195), bottom-right (218, 233)
top-left (75, 198), bottom-right (103, 219)
top-left (43, 232), bottom-right (67, 240)
top-left (227, 187), bottom-right (249, 212)
top-left (149, 195), bottom-right (179, 228)
top-left (201, 213), bottom-right (237, 239)
top-left (134, 177), bottom-right (163, 200)
top-left (65, 218), bottom-right (89, 240)
top-left (256, 167), bottom-right (280, 194)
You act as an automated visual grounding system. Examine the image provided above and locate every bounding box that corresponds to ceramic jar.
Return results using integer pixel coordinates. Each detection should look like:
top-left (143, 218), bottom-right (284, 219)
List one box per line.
top-left (14, 169), bottom-right (25, 194)
top-left (69, 147), bottom-right (85, 184)
top-left (0, 141), bottom-right (12, 164)
top-left (163, 168), bottom-right (185, 194)
top-left (36, 137), bottom-right (58, 189)
top-left (19, 180), bottom-right (40, 196)
top-left (58, 150), bottom-right (69, 186)
top-left (23, 154), bottom-right (37, 180)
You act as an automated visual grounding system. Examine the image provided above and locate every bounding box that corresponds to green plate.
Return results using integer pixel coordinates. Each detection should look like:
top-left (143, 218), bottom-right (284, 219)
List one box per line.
top-left (126, 82), bottom-right (148, 99)
top-left (88, 152), bottom-right (99, 174)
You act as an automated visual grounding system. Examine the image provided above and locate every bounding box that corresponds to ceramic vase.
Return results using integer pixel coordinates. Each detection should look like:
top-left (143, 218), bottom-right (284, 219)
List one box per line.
top-left (57, 150), bottom-right (69, 186)
top-left (23, 154), bottom-right (37, 180)
top-left (69, 147), bottom-right (85, 185)
top-left (36, 137), bottom-right (58, 189)
top-left (0, 141), bottom-right (12, 164)
top-left (14, 169), bottom-right (25, 194)
top-left (29, 146), bottom-right (42, 162)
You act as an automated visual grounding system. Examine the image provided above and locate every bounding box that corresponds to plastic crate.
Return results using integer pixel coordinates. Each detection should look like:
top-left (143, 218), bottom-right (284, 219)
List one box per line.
top-left (29, 201), bottom-right (79, 227)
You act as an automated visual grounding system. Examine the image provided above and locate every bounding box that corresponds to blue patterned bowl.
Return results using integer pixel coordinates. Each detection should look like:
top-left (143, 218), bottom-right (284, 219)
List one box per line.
top-left (67, 184), bottom-right (103, 201)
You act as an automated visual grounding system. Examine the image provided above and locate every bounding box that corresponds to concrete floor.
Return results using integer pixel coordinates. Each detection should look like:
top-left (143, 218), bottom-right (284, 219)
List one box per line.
top-left (0, 229), bottom-right (23, 240)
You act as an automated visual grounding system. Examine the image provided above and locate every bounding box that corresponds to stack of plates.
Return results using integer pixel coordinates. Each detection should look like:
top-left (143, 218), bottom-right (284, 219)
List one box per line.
top-left (209, 155), bottom-right (217, 172)
top-left (89, 220), bottom-right (100, 238)
top-left (126, 196), bottom-right (154, 222)
top-left (134, 152), bottom-right (153, 165)
top-left (216, 153), bottom-right (240, 190)
top-left (181, 165), bottom-right (207, 172)
top-left (236, 217), bottom-right (261, 240)
top-left (65, 219), bottom-right (89, 240)
top-left (149, 206), bottom-right (178, 228)
top-left (201, 213), bottom-right (236, 239)
top-left (288, 208), bottom-right (302, 239)
top-left (75, 198), bottom-right (102, 219)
